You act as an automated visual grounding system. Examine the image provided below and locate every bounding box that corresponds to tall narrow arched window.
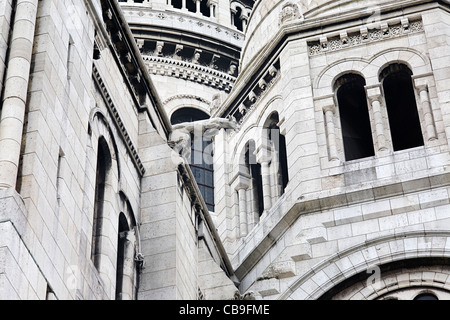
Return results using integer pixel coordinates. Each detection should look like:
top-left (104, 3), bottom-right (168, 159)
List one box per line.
top-left (335, 73), bottom-right (375, 161)
top-left (380, 63), bottom-right (424, 151)
top-left (264, 112), bottom-right (289, 196)
top-left (115, 213), bottom-right (129, 300)
top-left (171, 108), bottom-right (215, 211)
top-left (245, 140), bottom-right (263, 217)
top-left (92, 137), bottom-right (112, 270)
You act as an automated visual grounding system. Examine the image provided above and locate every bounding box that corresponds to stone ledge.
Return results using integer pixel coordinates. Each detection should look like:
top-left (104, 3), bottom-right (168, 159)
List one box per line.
top-left (233, 171), bottom-right (450, 280)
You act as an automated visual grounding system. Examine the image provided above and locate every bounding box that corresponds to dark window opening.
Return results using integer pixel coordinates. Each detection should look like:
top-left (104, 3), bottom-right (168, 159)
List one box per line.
top-left (380, 63), bottom-right (424, 151)
top-left (115, 213), bottom-right (129, 300)
top-left (186, 0), bottom-right (196, 13)
top-left (414, 293), bottom-right (439, 300)
top-left (233, 7), bottom-right (244, 31)
top-left (266, 112), bottom-right (289, 194)
top-left (171, 0), bottom-right (182, 9)
top-left (335, 73), bottom-right (375, 161)
top-left (171, 108), bottom-right (215, 211)
top-left (92, 137), bottom-right (112, 270)
top-left (245, 140), bottom-right (263, 216)
top-left (200, 0), bottom-right (211, 17)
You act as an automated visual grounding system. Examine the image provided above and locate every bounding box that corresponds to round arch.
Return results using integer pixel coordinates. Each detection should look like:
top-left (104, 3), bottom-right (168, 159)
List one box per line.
top-left (90, 110), bottom-right (121, 184)
top-left (279, 230), bottom-right (450, 300)
top-left (164, 95), bottom-right (212, 120)
top-left (118, 191), bottom-right (137, 229)
top-left (314, 47), bottom-right (432, 97)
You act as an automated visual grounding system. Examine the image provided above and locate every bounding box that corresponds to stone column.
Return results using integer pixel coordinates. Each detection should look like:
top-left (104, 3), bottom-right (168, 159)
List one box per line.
top-left (237, 187), bottom-right (248, 237)
top-left (260, 161), bottom-right (272, 213)
top-left (119, 230), bottom-right (136, 300)
top-left (195, 0), bottom-right (201, 14)
top-left (241, 15), bottom-right (248, 32)
top-left (233, 174), bottom-right (250, 238)
top-left (230, 8), bottom-right (236, 25)
top-left (366, 86), bottom-right (388, 151)
top-left (414, 79), bottom-right (437, 142)
top-left (0, 0), bottom-right (38, 189)
top-left (322, 105), bottom-right (339, 161)
top-left (208, 0), bottom-right (216, 18)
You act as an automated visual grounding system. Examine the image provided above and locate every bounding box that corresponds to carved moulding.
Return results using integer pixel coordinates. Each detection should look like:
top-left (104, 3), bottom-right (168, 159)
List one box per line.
top-left (308, 18), bottom-right (424, 56)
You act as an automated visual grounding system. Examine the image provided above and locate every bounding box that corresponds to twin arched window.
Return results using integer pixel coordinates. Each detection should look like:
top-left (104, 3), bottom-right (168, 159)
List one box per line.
top-left (335, 63), bottom-right (424, 161)
top-left (236, 112), bottom-right (289, 237)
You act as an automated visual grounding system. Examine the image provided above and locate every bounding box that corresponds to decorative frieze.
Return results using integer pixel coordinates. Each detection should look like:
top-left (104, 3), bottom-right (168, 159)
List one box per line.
top-left (308, 19), bottom-right (424, 56)
top-left (228, 59), bottom-right (281, 127)
top-left (143, 55), bottom-right (236, 92)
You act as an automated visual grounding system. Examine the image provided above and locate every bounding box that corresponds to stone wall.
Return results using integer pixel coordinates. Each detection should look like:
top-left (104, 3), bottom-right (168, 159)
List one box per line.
top-left (216, 0), bottom-right (450, 300)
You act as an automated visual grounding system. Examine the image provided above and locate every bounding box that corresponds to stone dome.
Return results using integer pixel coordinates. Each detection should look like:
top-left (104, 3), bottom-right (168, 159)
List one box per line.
top-left (240, 0), bottom-right (394, 69)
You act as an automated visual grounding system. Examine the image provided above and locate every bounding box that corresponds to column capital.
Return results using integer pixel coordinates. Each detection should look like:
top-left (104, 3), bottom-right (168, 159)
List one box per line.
top-left (231, 171), bottom-right (251, 191)
top-left (314, 95), bottom-right (335, 112)
top-left (365, 84), bottom-right (382, 102)
top-left (412, 73), bottom-right (433, 90)
top-left (235, 176), bottom-right (250, 191)
top-left (255, 143), bottom-right (272, 164)
top-left (322, 104), bottom-right (336, 114)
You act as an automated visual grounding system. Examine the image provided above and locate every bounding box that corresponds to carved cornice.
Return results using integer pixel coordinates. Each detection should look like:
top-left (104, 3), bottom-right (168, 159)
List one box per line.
top-left (93, 64), bottom-right (145, 177)
top-left (162, 94), bottom-right (211, 106)
top-left (143, 55), bottom-right (236, 92)
top-left (225, 59), bottom-right (281, 129)
top-left (308, 18), bottom-right (424, 56)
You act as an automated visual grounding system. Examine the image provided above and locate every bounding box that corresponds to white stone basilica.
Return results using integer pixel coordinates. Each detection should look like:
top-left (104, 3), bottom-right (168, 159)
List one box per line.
top-left (0, 0), bottom-right (450, 300)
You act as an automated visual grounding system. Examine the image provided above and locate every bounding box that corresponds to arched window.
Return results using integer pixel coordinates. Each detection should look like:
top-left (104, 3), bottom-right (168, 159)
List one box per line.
top-left (92, 137), bottom-right (112, 270)
top-left (414, 293), bottom-right (439, 300)
top-left (264, 112), bottom-right (289, 196)
top-left (171, 108), bottom-right (215, 211)
top-left (245, 140), bottom-right (263, 217)
top-left (115, 213), bottom-right (129, 300)
top-left (380, 63), bottom-right (424, 151)
top-left (335, 73), bottom-right (375, 161)
top-left (233, 7), bottom-right (244, 31)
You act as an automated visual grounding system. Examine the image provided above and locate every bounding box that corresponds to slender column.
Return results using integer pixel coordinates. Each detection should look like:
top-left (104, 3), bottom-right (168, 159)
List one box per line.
top-left (230, 9), bottom-right (236, 26)
top-left (260, 161), bottom-right (272, 213)
top-left (119, 230), bottom-right (136, 300)
top-left (241, 15), bottom-right (248, 32)
top-left (238, 187), bottom-right (248, 237)
top-left (195, 0), bottom-right (201, 14)
top-left (417, 84), bottom-right (437, 141)
top-left (366, 86), bottom-right (388, 151)
top-left (0, 0), bottom-right (38, 189)
top-left (181, 0), bottom-right (187, 10)
top-left (323, 105), bottom-right (339, 161)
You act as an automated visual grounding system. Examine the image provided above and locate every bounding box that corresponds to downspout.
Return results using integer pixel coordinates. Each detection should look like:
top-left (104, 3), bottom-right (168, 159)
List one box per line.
top-left (0, 0), bottom-right (38, 189)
